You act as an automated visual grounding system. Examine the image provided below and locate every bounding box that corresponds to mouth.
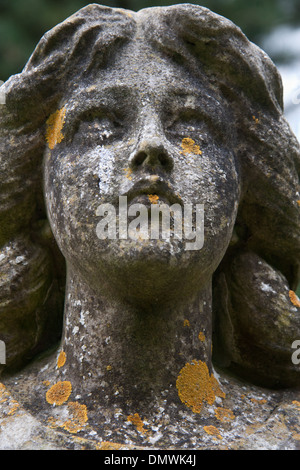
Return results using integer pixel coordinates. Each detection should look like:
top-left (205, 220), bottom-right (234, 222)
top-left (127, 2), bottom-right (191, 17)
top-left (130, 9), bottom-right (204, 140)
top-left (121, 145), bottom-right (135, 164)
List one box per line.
top-left (124, 176), bottom-right (183, 207)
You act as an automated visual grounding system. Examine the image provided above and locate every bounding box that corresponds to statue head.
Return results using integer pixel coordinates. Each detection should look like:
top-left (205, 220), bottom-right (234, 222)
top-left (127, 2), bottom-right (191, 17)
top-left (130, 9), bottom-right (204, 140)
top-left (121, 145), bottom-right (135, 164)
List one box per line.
top-left (0, 4), bottom-right (299, 388)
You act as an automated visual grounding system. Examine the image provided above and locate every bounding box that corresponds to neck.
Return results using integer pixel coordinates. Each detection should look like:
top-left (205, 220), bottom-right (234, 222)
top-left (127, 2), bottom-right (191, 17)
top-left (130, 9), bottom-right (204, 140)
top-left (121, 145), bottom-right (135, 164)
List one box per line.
top-left (58, 265), bottom-right (213, 413)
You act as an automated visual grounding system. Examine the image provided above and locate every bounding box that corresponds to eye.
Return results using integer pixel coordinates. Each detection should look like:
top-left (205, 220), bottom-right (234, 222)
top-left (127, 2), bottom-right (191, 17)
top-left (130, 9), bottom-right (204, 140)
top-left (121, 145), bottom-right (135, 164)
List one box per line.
top-left (71, 109), bottom-right (123, 146)
top-left (166, 109), bottom-right (209, 146)
top-left (85, 117), bottom-right (118, 141)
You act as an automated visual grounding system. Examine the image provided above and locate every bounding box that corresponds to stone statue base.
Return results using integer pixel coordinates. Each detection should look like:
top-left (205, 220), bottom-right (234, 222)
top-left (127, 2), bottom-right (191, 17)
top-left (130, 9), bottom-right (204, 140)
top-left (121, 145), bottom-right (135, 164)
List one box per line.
top-left (1, 352), bottom-right (299, 450)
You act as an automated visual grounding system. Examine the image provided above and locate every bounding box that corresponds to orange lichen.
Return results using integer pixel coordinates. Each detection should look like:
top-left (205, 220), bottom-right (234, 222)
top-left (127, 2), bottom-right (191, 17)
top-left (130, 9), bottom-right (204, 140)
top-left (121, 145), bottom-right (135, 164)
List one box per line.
top-left (250, 398), bottom-right (267, 405)
top-left (289, 290), bottom-right (300, 308)
top-left (127, 413), bottom-right (147, 434)
top-left (148, 194), bottom-right (159, 204)
top-left (46, 107), bottom-right (66, 150)
top-left (57, 350), bottom-right (66, 369)
top-left (252, 115), bottom-right (259, 124)
top-left (176, 360), bottom-right (225, 413)
top-left (198, 332), bottom-right (206, 342)
top-left (7, 399), bottom-right (20, 416)
top-left (183, 319), bottom-right (190, 327)
top-left (297, 200), bottom-right (300, 206)
top-left (180, 137), bottom-right (202, 156)
top-left (0, 383), bottom-right (20, 415)
top-left (47, 416), bottom-right (57, 428)
top-left (292, 400), bottom-right (300, 408)
top-left (210, 373), bottom-right (226, 399)
top-left (0, 383), bottom-right (8, 402)
top-left (123, 167), bottom-right (133, 180)
top-left (47, 402), bottom-right (88, 434)
top-left (106, 365), bottom-right (112, 371)
top-left (215, 407), bottom-right (235, 423)
top-left (46, 381), bottom-right (72, 406)
top-left (0, 382), bottom-right (13, 406)
top-left (63, 402), bottom-right (88, 434)
top-left (203, 425), bottom-right (222, 439)
top-left (97, 441), bottom-right (124, 450)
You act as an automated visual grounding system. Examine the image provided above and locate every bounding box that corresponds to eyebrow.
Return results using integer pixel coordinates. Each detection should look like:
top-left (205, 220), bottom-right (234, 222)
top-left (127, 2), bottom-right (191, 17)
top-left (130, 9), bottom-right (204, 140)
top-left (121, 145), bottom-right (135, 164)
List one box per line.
top-left (63, 85), bottom-right (135, 129)
top-left (67, 84), bottom-right (134, 108)
top-left (65, 82), bottom-right (229, 136)
top-left (167, 85), bottom-right (228, 130)
top-left (67, 80), bottom-right (220, 108)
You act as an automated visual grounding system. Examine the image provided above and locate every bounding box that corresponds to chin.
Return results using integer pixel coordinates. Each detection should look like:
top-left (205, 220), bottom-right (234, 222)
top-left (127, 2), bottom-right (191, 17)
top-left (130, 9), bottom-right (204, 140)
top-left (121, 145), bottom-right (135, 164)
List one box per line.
top-left (78, 238), bottom-right (214, 308)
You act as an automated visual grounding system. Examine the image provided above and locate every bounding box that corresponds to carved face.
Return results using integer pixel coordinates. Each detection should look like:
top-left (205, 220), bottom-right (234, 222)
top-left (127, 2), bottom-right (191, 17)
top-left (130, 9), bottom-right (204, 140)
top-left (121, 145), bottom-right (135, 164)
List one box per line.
top-left (44, 40), bottom-right (241, 303)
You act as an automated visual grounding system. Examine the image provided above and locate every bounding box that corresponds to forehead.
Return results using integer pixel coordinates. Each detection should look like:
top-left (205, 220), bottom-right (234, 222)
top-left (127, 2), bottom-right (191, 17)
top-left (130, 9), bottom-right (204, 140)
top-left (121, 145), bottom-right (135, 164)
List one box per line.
top-left (61, 37), bottom-right (233, 138)
top-left (67, 40), bottom-right (222, 111)
top-left (103, 38), bottom-right (194, 84)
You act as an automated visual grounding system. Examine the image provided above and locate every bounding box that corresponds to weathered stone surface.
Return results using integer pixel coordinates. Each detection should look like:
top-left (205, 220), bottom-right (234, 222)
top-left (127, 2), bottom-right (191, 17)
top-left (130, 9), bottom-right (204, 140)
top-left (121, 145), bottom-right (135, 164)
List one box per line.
top-left (0, 3), bottom-right (299, 450)
top-left (1, 360), bottom-right (300, 450)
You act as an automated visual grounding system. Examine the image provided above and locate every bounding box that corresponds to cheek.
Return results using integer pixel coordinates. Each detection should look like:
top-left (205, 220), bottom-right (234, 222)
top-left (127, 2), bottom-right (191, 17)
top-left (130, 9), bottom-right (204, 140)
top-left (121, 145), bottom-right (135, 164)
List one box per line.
top-left (91, 146), bottom-right (117, 197)
top-left (174, 148), bottom-right (240, 250)
top-left (44, 150), bottom-right (98, 255)
top-left (45, 146), bottom-right (116, 212)
top-left (174, 147), bottom-right (239, 203)
top-left (44, 146), bottom-right (131, 262)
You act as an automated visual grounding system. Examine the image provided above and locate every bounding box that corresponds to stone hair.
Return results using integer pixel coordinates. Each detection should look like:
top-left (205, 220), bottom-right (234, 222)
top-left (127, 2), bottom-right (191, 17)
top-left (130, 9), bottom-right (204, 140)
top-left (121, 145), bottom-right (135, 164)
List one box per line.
top-left (0, 4), bottom-right (299, 385)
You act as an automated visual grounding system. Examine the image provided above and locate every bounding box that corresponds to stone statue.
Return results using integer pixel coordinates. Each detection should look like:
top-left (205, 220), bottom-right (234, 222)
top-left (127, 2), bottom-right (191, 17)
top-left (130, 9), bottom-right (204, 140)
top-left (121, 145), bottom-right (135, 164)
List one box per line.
top-left (0, 4), bottom-right (300, 450)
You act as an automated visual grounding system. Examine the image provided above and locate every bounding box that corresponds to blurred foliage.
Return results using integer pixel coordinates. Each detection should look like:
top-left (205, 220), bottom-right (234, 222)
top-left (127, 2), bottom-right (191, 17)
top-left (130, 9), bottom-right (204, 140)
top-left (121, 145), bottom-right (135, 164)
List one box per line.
top-left (1, 0), bottom-right (300, 80)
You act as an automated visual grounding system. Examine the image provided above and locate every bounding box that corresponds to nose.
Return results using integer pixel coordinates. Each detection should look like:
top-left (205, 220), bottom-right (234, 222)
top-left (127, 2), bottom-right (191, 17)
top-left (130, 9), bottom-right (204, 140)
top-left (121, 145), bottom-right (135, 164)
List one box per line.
top-left (130, 136), bottom-right (173, 172)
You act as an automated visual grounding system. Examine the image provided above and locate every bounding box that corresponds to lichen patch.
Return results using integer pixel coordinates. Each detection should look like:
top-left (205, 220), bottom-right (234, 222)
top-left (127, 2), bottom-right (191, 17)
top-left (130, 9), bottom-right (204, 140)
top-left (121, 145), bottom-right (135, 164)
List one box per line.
top-left (0, 382), bottom-right (8, 402)
top-left (47, 401), bottom-right (88, 434)
top-left (250, 398), bottom-right (267, 405)
top-left (148, 194), bottom-right (159, 204)
top-left (0, 383), bottom-right (20, 416)
top-left (123, 167), bottom-right (133, 180)
top-left (176, 360), bottom-right (225, 413)
top-left (63, 401), bottom-right (88, 433)
top-left (46, 381), bottom-right (72, 406)
top-left (198, 332), bottom-right (206, 342)
top-left (46, 107), bottom-right (66, 150)
top-left (57, 350), bottom-right (66, 369)
top-left (127, 413), bottom-right (147, 434)
top-left (180, 137), bottom-right (202, 156)
top-left (289, 290), bottom-right (300, 308)
top-left (97, 441), bottom-right (124, 450)
top-left (203, 425), bottom-right (222, 439)
top-left (215, 407), bottom-right (235, 423)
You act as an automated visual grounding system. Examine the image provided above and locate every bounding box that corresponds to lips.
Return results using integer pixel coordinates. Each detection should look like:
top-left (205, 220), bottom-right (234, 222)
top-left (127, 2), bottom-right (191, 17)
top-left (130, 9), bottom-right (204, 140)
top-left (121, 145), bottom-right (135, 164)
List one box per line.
top-left (124, 176), bottom-right (183, 207)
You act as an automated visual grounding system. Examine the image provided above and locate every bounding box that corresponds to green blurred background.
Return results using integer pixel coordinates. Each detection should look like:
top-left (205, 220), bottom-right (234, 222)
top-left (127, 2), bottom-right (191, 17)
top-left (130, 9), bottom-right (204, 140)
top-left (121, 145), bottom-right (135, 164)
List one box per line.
top-left (1, 0), bottom-right (300, 295)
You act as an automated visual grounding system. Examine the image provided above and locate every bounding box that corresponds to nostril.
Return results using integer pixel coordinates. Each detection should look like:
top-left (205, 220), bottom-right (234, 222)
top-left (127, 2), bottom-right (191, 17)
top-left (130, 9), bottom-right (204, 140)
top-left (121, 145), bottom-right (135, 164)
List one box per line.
top-left (158, 153), bottom-right (173, 170)
top-left (130, 142), bottom-right (173, 171)
top-left (159, 153), bottom-right (170, 166)
top-left (133, 151), bottom-right (147, 167)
